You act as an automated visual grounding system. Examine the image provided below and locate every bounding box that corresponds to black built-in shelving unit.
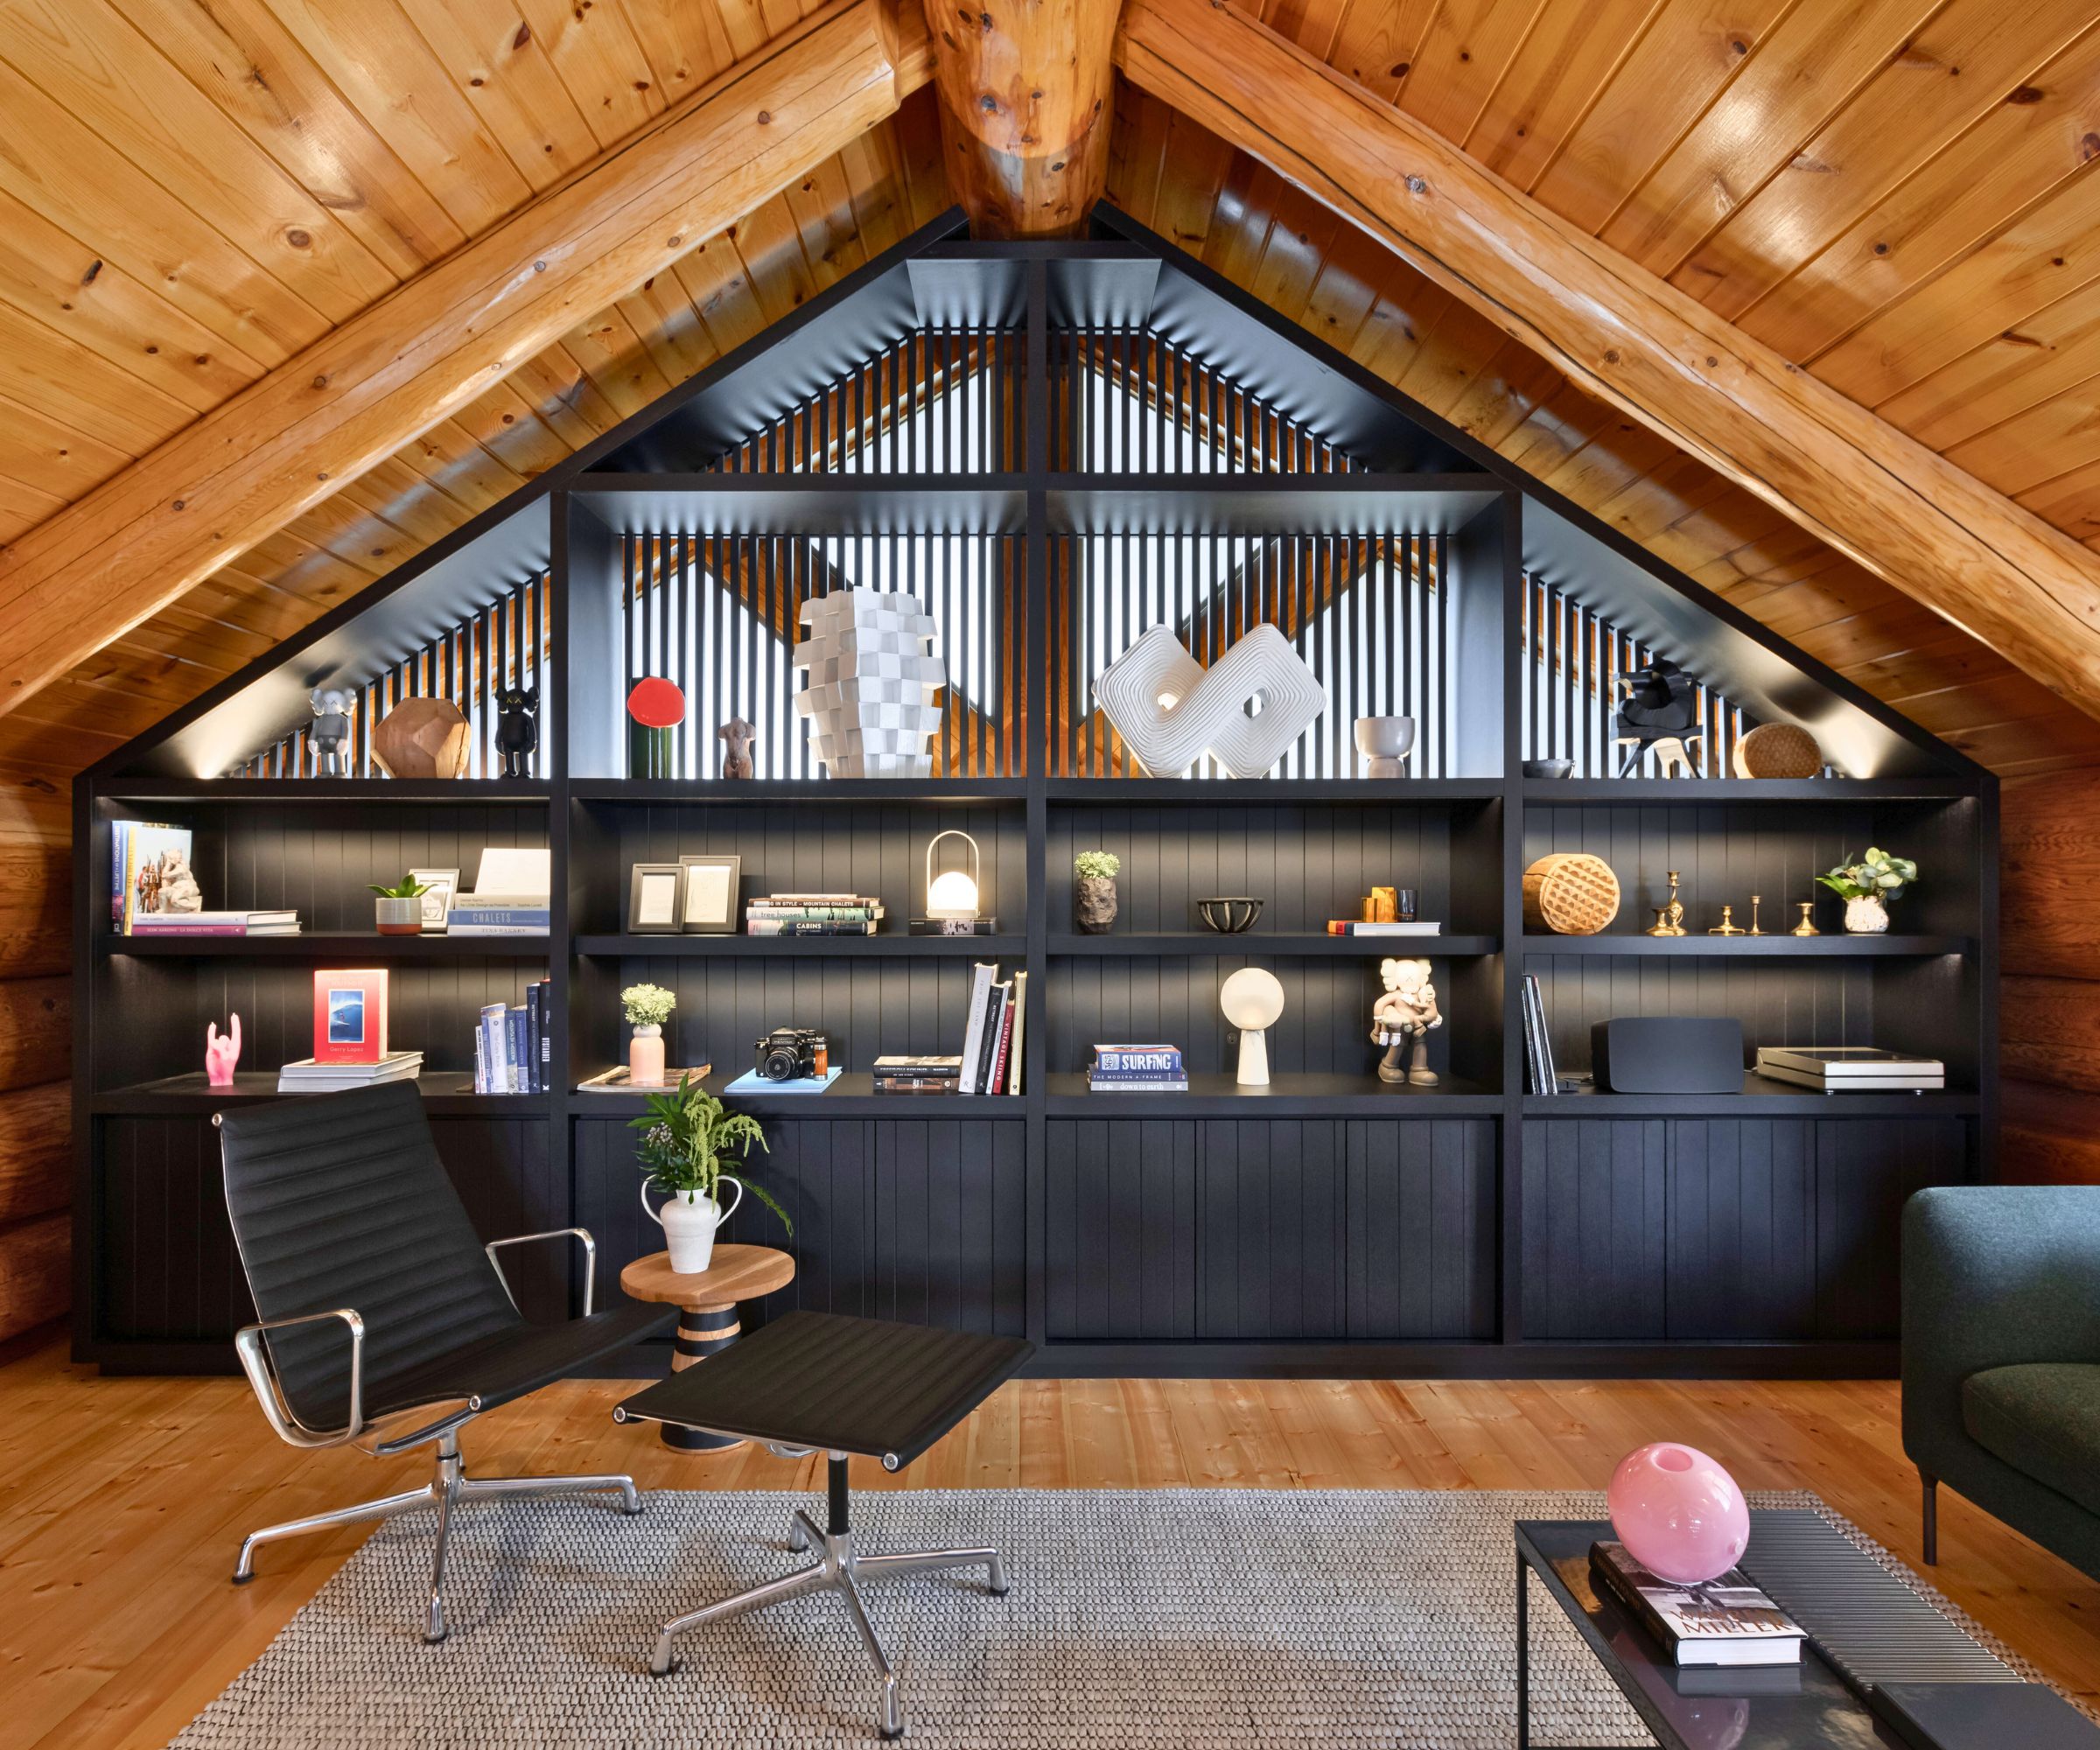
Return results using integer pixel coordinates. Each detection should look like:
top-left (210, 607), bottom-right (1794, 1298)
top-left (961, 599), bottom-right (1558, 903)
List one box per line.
top-left (73, 210), bottom-right (1994, 1380)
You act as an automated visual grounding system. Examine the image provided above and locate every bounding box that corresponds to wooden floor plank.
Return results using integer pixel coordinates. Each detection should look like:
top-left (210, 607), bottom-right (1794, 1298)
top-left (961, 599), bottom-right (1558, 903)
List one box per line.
top-left (3, 1334), bottom-right (2094, 1745)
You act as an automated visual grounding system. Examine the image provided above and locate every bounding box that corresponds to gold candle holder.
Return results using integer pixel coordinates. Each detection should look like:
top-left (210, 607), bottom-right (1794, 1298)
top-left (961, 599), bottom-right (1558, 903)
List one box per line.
top-left (1747, 894), bottom-right (1764, 935)
top-left (1645, 870), bottom-right (1688, 937)
top-left (1792, 901), bottom-right (1819, 937)
top-left (1708, 904), bottom-right (1745, 936)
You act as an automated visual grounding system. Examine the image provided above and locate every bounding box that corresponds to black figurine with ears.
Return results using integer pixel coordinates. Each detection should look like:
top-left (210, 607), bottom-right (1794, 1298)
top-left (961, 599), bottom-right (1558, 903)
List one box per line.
top-left (494, 683), bottom-right (539, 779)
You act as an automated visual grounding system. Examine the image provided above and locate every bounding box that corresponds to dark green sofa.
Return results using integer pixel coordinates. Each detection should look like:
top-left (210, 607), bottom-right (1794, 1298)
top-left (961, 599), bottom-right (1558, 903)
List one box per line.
top-left (1903, 1185), bottom-right (2100, 1582)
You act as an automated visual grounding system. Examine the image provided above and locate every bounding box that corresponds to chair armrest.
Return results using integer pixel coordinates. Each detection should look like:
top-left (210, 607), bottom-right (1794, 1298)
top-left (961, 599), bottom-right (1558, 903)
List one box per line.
top-left (486, 1227), bottom-right (598, 1317)
top-left (234, 1307), bottom-right (366, 1449)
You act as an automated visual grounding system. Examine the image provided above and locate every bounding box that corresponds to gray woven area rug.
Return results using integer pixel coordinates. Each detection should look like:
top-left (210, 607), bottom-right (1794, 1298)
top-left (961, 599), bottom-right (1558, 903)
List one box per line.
top-left (172, 1488), bottom-right (2025, 1748)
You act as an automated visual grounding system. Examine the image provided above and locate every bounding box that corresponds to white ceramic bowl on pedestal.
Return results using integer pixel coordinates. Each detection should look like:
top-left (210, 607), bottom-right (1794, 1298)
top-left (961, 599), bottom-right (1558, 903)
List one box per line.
top-left (1354, 716), bottom-right (1417, 779)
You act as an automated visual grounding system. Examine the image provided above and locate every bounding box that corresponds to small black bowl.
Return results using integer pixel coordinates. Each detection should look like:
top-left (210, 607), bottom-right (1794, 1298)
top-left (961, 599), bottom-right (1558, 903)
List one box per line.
top-left (1196, 897), bottom-right (1264, 934)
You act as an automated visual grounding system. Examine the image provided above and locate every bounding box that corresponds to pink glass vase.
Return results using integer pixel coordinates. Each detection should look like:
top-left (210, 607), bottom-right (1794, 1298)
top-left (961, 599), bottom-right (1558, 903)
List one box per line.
top-left (1606, 1442), bottom-right (1749, 1586)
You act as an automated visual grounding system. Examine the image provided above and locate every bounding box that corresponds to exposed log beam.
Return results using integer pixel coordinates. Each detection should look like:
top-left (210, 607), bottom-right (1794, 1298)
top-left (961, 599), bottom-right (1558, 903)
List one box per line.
top-left (923, 0), bottom-right (1116, 235)
top-left (0, 0), bottom-right (933, 718)
top-left (1116, 0), bottom-right (2100, 723)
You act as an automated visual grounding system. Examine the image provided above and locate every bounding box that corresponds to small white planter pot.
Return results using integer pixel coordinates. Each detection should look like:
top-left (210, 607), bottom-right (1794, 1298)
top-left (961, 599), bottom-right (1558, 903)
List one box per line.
top-left (1844, 895), bottom-right (1890, 934)
top-left (643, 1179), bottom-right (744, 1275)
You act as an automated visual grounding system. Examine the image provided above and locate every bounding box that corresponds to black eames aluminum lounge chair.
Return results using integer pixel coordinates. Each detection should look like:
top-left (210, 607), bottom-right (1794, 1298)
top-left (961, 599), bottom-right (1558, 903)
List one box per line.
top-left (216, 1081), bottom-right (674, 1642)
top-left (614, 1310), bottom-right (1033, 1739)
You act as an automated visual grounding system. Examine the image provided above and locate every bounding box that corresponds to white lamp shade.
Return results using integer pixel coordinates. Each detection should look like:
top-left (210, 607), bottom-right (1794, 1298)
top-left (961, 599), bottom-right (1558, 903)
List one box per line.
top-left (1219, 967), bottom-right (1285, 1029)
top-left (926, 869), bottom-right (980, 920)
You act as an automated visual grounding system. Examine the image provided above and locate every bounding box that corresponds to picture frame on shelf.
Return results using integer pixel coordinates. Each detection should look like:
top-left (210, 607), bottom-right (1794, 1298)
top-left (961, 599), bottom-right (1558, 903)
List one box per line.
top-left (628, 863), bottom-right (683, 934)
top-left (409, 866), bottom-right (458, 934)
top-left (678, 853), bottom-right (740, 934)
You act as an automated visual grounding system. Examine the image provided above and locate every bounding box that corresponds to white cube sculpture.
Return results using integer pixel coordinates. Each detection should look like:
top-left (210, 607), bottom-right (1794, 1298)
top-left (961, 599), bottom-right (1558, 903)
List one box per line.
top-left (1093, 624), bottom-right (1326, 778)
top-left (794, 589), bottom-right (948, 778)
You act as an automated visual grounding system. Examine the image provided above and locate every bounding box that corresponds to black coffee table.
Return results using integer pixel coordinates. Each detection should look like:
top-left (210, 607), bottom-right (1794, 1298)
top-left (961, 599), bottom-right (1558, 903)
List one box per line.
top-left (1514, 1512), bottom-right (2032, 1750)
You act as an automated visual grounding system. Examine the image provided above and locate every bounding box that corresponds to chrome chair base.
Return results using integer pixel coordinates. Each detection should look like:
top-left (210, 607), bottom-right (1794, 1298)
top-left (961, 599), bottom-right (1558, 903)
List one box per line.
top-left (231, 1429), bottom-right (642, 1643)
top-left (648, 1504), bottom-right (1009, 1739)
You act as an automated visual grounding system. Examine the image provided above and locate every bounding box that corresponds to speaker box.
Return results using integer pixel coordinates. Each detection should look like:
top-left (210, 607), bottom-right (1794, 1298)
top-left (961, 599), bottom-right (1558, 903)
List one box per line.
top-left (1592, 1017), bottom-right (1744, 1095)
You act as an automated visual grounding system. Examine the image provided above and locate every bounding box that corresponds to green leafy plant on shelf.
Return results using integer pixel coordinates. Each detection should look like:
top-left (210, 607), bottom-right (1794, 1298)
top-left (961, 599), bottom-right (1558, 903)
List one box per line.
top-left (368, 874), bottom-right (430, 898)
top-left (1816, 848), bottom-right (1919, 904)
top-left (620, 983), bottom-right (676, 1026)
top-left (1074, 850), bottom-right (1120, 879)
top-left (629, 1073), bottom-right (791, 1231)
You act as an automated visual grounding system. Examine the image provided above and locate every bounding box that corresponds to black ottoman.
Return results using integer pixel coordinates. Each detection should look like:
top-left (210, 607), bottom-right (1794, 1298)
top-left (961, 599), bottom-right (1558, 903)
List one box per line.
top-left (613, 1310), bottom-right (1033, 1738)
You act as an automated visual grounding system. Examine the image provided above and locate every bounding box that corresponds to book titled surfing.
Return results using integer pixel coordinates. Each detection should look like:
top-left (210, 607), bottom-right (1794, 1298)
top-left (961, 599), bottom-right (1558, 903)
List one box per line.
top-left (1588, 1542), bottom-right (1803, 1667)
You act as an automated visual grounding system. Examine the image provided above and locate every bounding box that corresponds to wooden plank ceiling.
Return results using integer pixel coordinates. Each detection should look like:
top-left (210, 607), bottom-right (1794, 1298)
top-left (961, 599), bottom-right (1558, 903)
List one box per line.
top-left (4, 0), bottom-right (2100, 783)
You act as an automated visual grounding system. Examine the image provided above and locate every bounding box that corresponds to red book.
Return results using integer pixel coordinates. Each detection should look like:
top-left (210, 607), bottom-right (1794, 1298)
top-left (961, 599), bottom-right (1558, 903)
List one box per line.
top-left (986, 984), bottom-right (1015, 1095)
top-left (313, 970), bottom-right (389, 1064)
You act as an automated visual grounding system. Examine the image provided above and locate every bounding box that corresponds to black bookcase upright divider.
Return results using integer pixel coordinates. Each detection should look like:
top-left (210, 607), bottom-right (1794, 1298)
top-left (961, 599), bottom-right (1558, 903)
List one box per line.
top-left (73, 210), bottom-right (1995, 1379)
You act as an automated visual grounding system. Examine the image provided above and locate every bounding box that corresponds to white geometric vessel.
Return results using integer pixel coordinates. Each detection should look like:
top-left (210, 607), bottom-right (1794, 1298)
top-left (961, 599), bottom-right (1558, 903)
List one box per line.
top-left (794, 588), bottom-right (948, 778)
top-left (1093, 624), bottom-right (1326, 778)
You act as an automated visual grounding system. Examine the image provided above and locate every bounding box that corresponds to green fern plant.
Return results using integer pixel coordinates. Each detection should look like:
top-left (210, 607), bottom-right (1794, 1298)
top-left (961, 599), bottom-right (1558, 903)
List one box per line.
top-left (629, 1073), bottom-right (791, 1232)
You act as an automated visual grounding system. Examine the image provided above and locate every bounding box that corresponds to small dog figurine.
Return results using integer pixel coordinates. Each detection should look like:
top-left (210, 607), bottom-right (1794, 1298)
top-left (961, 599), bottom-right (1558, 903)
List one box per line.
top-left (206, 1013), bottom-right (242, 1088)
top-left (719, 717), bottom-right (755, 780)
top-left (494, 684), bottom-right (538, 779)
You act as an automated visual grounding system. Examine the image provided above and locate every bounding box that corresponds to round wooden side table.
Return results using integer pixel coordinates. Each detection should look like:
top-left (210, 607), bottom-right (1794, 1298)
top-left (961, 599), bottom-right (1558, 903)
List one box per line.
top-left (619, 1244), bottom-right (795, 1452)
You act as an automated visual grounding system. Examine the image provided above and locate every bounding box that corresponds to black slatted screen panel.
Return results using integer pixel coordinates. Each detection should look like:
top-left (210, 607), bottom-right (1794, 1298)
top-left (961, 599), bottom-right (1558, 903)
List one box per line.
top-left (619, 531), bottom-right (1026, 779)
top-left (1522, 575), bottom-right (1747, 778)
top-left (235, 571), bottom-right (552, 780)
top-left (1049, 331), bottom-right (1367, 472)
top-left (1049, 532), bottom-right (1449, 777)
top-left (708, 328), bottom-right (1021, 474)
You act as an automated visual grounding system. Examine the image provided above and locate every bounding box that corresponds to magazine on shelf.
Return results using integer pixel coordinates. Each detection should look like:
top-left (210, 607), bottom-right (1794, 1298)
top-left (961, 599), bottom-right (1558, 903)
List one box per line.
top-left (277, 1051), bottom-right (421, 1093)
top-left (1588, 1542), bottom-right (1804, 1667)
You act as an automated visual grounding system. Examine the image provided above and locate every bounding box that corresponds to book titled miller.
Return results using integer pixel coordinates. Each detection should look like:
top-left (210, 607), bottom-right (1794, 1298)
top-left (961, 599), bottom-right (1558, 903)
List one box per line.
top-left (1588, 1542), bottom-right (1804, 1668)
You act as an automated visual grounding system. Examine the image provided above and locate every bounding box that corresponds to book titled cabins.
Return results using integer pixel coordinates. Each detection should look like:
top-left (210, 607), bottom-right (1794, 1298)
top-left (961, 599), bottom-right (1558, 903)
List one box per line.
top-left (746, 892), bottom-right (884, 936)
top-left (1588, 1541), bottom-right (1804, 1668)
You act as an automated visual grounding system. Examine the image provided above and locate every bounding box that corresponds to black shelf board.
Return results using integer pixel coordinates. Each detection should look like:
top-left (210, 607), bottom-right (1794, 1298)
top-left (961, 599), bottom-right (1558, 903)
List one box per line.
top-left (569, 1070), bottom-right (1020, 1117)
top-left (93, 1071), bottom-right (547, 1117)
top-left (1522, 777), bottom-right (1972, 803)
top-left (95, 777), bottom-right (552, 804)
top-left (1044, 778), bottom-right (1501, 805)
top-left (103, 931), bottom-right (551, 959)
top-left (1043, 1072), bottom-right (1500, 1116)
top-left (1046, 476), bottom-right (1505, 536)
top-left (1049, 933), bottom-right (1500, 956)
top-left (1519, 934), bottom-right (1969, 957)
top-left (1522, 1074), bottom-right (1977, 1116)
top-left (570, 778), bottom-right (1027, 804)
top-left (575, 932), bottom-right (1026, 957)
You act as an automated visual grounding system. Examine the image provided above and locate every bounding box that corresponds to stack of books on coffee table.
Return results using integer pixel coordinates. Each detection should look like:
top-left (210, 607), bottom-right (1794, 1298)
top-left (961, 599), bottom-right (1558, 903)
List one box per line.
top-left (1088, 1044), bottom-right (1187, 1092)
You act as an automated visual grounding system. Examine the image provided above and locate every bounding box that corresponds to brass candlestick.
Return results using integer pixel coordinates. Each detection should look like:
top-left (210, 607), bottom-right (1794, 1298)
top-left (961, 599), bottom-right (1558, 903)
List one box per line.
top-left (1708, 904), bottom-right (1745, 936)
top-left (1747, 894), bottom-right (1764, 935)
top-left (1792, 901), bottom-right (1819, 937)
top-left (1646, 869), bottom-right (1688, 937)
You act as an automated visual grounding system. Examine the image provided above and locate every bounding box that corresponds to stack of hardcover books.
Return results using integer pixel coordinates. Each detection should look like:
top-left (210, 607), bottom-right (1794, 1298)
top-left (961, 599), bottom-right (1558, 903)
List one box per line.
top-left (448, 894), bottom-right (550, 937)
top-left (474, 980), bottom-right (554, 1093)
top-left (872, 1054), bottom-right (964, 1093)
top-left (1088, 1044), bottom-right (1188, 1092)
top-left (1754, 1046), bottom-right (1944, 1092)
top-left (1588, 1541), bottom-right (1804, 1668)
top-left (276, 1051), bottom-right (423, 1094)
top-left (951, 962), bottom-right (1024, 1095)
top-left (1325, 920), bottom-right (1442, 937)
top-left (746, 893), bottom-right (884, 937)
top-left (130, 909), bottom-right (301, 937)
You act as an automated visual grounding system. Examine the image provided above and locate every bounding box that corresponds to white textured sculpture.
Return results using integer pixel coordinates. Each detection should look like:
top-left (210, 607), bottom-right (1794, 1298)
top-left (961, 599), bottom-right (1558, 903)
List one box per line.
top-left (1093, 624), bottom-right (1326, 779)
top-left (794, 588), bottom-right (948, 778)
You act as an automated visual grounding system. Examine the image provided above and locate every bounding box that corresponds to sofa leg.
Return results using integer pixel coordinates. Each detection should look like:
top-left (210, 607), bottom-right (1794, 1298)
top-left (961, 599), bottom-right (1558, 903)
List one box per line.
top-left (1920, 1472), bottom-right (1938, 1566)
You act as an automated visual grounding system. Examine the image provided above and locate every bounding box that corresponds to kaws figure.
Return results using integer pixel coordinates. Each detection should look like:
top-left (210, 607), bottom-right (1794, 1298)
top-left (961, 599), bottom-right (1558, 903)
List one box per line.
top-left (1371, 956), bottom-right (1442, 1086)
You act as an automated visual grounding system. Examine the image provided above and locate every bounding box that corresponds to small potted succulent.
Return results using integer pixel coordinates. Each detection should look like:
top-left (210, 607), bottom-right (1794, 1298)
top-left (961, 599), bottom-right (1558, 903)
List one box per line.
top-left (1816, 847), bottom-right (1918, 934)
top-left (631, 1074), bottom-right (790, 1273)
top-left (1074, 850), bottom-right (1120, 934)
top-left (621, 982), bottom-right (676, 1087)
top-left (369, 874), bottom-right (429, 935)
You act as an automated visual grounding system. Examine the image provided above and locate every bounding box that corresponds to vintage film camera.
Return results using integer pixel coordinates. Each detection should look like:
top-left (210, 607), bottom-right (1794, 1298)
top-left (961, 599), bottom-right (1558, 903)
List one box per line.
top-left (754, 1026), bottom-right (830, 1082)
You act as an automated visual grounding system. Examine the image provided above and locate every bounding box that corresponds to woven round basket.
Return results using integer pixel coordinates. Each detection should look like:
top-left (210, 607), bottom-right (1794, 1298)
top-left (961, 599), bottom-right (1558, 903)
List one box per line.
top-left (1522, 853), bottom-right (1620, 934)
top-left (1732, 720), bottom-right (1824, 779)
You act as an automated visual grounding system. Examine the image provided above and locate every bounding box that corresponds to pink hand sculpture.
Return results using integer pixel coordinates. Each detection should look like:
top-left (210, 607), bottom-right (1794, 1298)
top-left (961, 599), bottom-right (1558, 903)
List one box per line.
top-left (1606, 1442), bottom-right (1749, 1586)
top-left (206, 1013), bottom-right (242, 1088)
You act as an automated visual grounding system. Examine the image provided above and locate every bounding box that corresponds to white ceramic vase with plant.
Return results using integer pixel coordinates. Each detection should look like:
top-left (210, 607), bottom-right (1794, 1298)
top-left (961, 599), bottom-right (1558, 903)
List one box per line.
top-left (622, 982), bottom-right (676, 1086)
top-left (1816, 847), bottom-right (1918, 934)
top-left (630, 1074), bottom-right (789, 1273)
top-left (369, 874), bottom-right (429, 936)
top-left (1074, 850), bottom-right (1120, 934)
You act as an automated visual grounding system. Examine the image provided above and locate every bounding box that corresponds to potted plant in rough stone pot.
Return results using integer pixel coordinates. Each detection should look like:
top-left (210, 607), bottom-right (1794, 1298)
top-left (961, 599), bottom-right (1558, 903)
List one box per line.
top-left (621, 981), bottom-right (676, 1086)
top-left (369, 874), bottom-right (429, 935)
top-left (1074, 850), bottom-right (1120, 934)
top-left (1816, 847), bottom-right (1918, 934)
top-left (631, 1074), bottom-right (791, 1273)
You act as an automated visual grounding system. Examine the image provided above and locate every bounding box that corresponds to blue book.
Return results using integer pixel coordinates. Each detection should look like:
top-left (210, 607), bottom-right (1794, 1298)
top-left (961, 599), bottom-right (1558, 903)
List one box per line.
top-left (523, 990), bottom-right (542, 1095)
top-left (478, 1004), bottom-right (508, 1094)
top-left (721, 1068), bottom-right (843, 1095)
top-left (506, 1005), bottom-right (529, 1095)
